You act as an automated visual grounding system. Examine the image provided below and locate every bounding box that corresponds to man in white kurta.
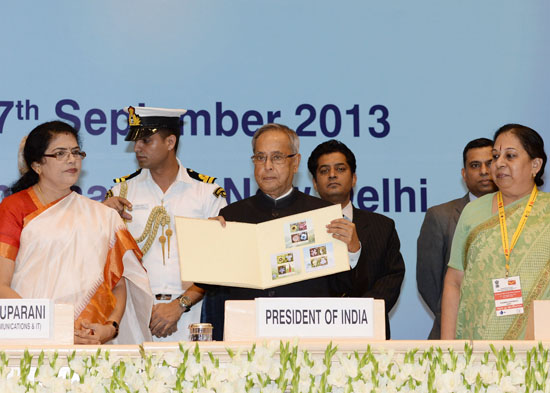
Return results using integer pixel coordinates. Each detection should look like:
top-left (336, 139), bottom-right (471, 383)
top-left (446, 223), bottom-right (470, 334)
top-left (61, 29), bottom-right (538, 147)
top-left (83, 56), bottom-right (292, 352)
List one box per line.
top-left (105, 106), bottom-right (226, 341)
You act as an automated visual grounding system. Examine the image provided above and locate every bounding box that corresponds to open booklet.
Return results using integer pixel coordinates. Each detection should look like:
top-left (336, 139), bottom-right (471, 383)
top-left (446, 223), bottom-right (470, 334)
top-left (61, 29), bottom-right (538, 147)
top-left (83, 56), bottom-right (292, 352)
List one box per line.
top-left (175, 204), bottom-right (350, 289)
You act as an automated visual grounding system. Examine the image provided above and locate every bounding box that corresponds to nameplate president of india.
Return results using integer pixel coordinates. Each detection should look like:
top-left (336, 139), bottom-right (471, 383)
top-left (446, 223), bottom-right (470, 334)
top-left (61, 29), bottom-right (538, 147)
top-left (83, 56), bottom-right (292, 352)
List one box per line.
top-left (199, 123), bottom-right (360, 341)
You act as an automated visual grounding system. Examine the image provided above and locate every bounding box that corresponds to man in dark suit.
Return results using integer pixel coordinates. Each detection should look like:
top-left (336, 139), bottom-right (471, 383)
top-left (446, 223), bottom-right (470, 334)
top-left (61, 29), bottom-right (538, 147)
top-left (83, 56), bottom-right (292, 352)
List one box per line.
top-left (200, 125), bottom-right (362, 340)
top-left (416, 138), bottom-right (496, 339)
top-left (307, 140), bottom-right (405, 339)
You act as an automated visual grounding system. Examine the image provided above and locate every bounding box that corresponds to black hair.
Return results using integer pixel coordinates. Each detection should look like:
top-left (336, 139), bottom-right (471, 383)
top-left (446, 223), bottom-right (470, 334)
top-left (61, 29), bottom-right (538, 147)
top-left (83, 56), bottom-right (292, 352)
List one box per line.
top-left (494, 124), bottom-right (546, 187)
top-left (462, 138), bottom-right (493, 167)
top-left (10, 121), bottom-right (80, 194)
top-left (307, 139), bottom-right (356, 180)
top-left (157, 128), bottom-right (180, 152)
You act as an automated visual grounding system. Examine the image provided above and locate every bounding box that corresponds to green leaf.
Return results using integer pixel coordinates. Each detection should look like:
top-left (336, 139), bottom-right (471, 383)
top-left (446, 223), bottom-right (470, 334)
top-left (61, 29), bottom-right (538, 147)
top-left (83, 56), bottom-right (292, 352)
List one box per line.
top-left (193, 342), bottom-right (201, 363)
top-left (247, 343), bottom-right (257, 362)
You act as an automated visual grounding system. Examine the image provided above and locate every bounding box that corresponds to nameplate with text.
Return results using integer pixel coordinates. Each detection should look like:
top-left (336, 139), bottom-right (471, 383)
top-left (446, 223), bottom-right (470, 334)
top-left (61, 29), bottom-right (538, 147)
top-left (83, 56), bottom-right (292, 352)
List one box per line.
top-left (0, 299), bottom-right (53, 339)
top-left (256, 297), bottom-right (374, 338)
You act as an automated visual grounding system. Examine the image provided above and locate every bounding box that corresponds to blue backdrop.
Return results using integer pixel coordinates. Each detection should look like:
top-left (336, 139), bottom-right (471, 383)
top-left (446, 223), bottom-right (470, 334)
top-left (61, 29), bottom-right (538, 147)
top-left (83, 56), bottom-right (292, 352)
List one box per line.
top-left (2, 0), bottom-right (549, 339)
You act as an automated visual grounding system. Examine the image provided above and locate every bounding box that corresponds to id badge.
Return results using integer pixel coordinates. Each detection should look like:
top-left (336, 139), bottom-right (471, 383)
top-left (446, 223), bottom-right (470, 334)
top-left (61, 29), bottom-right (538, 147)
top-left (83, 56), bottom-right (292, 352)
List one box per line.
top-left (492, 276), bottom-right (524, 316)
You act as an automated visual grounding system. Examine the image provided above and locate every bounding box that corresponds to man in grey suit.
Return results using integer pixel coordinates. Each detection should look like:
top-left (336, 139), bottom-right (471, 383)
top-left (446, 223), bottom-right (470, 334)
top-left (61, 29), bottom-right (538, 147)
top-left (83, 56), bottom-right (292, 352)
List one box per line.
top-left (417, 138), bottom-right (496, 339)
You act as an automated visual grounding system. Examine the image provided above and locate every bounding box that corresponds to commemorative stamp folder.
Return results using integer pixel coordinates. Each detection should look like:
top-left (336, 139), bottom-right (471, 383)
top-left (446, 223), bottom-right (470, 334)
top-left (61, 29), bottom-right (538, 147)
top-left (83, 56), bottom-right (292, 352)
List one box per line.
top-left (175, 204), bottom-right (350, 289)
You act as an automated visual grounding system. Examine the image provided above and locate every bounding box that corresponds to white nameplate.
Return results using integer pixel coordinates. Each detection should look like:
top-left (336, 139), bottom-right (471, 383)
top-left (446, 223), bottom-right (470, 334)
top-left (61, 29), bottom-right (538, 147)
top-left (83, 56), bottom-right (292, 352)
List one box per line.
top-left (0, 299), bottom-right (53, 339)
top-left (256, 297), bottom-right (374, 338)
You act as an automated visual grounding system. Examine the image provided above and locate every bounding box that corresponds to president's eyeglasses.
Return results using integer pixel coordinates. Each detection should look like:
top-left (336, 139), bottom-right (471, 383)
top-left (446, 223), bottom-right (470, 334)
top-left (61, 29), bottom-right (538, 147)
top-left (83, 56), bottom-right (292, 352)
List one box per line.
top-left (251, 153), bottom-right (296, 165)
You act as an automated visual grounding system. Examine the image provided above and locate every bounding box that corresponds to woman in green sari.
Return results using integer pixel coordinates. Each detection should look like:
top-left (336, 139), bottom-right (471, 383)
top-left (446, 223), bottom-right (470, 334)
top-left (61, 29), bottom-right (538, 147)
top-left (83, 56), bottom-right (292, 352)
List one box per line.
top-left (441, 124), bottom-right (548, 340)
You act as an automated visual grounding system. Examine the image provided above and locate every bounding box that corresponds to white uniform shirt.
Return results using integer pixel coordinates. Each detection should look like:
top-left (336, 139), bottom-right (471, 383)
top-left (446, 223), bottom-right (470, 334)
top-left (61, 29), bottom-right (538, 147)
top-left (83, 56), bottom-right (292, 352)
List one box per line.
top-left (110, 160), bottom-right (227, 294)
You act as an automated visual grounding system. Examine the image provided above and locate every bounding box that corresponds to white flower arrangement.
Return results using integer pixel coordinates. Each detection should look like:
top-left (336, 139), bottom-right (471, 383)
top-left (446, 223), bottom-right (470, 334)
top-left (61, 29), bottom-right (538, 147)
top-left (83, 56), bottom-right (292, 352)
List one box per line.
top-left (0, 342), bottom-right (549, 392)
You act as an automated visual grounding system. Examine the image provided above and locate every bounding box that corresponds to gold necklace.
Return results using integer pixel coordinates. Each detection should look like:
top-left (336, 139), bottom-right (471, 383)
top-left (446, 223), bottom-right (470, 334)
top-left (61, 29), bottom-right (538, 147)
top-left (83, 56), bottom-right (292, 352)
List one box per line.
top-left (35, 183), bottom-right (70, 205)
top-left (35, 183), bottom-right (46, 203)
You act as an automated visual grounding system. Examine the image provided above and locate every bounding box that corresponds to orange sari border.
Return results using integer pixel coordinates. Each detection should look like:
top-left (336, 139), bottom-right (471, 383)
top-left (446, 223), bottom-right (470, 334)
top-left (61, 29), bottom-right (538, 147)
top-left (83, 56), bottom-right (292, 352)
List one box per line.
top-left (116, 227), bottom-right (144, 261)
top-left (0, 242), bottom-right (18, 261)
top-left (23, 188), bottom-right (64, 228)
top-left (75, 227), bottom-right (144, 326)
top-left (75, 280), bottom-right (117, 328)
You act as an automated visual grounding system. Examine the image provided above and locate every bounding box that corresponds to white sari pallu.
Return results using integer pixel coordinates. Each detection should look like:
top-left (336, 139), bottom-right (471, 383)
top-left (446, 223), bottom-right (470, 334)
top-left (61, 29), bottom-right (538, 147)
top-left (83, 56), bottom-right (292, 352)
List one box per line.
top-left (11, 192), bottom-right (154, 344)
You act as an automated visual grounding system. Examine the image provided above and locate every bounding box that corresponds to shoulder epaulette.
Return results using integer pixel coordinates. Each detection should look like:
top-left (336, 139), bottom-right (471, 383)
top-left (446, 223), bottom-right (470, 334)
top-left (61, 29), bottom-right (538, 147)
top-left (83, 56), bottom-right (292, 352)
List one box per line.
top-left (186, 168), bottom-right (217, 184)
top-left (113, 169), bottom-right (142, 184)
top-left (213, 186), bottom-right (226, 199)
top-left (104, 189), bottom-right (114, 201)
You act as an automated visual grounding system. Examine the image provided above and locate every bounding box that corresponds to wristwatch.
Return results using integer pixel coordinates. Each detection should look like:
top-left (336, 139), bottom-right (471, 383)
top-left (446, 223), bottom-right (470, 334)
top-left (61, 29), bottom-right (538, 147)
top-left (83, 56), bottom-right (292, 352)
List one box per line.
top-left (106, 320), bottom-right (119, 339)
top-left (176, 295), bottom-right (192, 313)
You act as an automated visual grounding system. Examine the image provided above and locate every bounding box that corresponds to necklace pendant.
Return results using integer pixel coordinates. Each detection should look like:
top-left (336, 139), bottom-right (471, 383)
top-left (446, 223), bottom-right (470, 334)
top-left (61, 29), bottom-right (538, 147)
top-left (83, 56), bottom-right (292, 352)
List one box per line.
top-left (159, 235), bottom-right (167, 265)
top-left (166, 228), bottom-right (173, 258)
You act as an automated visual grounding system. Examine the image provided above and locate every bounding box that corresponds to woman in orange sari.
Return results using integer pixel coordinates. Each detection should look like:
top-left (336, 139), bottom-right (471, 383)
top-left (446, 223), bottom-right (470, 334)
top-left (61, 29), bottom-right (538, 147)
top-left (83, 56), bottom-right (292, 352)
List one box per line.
top-left (0, 121), bottom-right (153, 344)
